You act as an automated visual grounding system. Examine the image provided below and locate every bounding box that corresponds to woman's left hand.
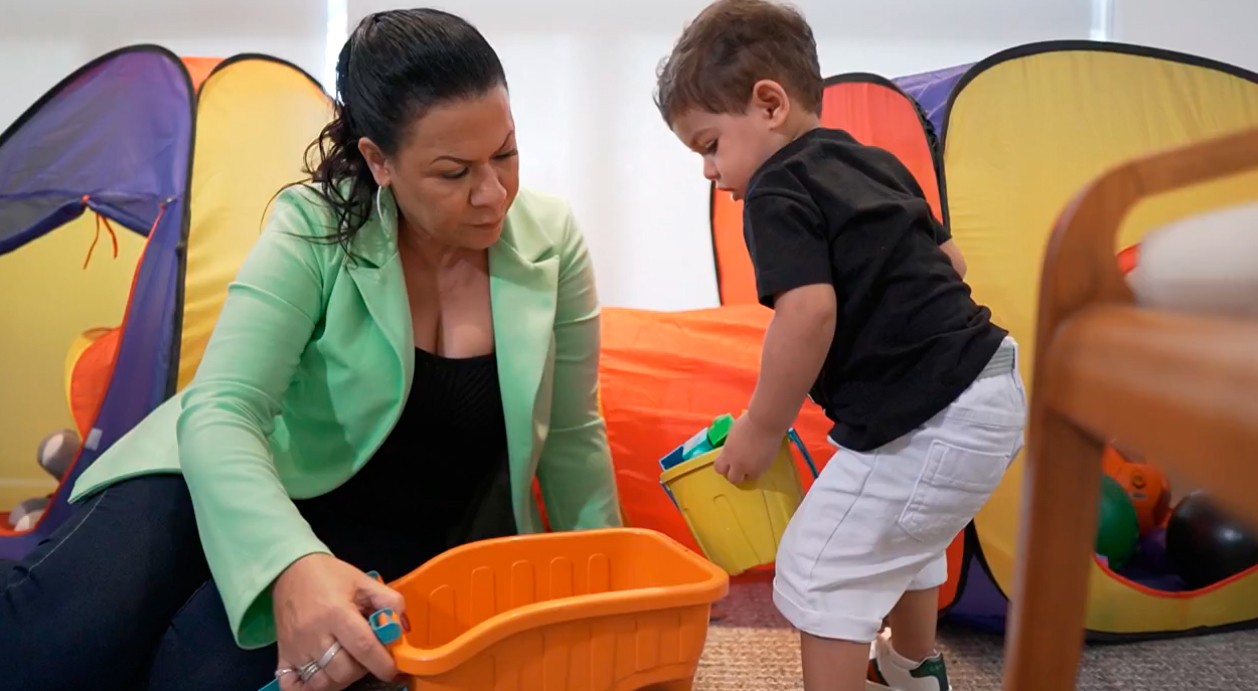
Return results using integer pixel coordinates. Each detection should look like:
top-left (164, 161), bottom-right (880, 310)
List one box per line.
top-left (712, 413), bottom-right (782, 485)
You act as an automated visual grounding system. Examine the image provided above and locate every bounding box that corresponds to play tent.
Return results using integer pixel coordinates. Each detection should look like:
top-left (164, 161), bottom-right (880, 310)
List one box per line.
top-left (893, 63), bottom-right (971, 134)
top-left (0, 45), bottom-right (331, 559)
top-left (935, 40), bottom-right (1258, 641)
top-left (689, 40), bottom-right (1258, 641)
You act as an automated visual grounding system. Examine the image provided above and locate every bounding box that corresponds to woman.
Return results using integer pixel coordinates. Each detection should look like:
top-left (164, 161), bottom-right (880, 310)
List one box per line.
top-left (0, 9), bottom-right (621, 691)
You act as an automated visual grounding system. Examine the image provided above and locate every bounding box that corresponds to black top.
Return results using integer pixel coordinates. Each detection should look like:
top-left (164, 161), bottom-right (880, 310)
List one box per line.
top-left (296, 346), bottom-right (517, 581)
top-left (742, 127), bottom-right (1007, 451)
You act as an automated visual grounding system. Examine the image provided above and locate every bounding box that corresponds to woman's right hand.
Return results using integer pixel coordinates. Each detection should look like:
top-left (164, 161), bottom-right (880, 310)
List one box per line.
top-left (272, 553), bottom-right (407, 691)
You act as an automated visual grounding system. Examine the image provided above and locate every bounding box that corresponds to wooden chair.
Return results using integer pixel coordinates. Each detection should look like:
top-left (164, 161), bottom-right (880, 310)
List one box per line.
top-left (1001, 126), bottom-right (1258, 691)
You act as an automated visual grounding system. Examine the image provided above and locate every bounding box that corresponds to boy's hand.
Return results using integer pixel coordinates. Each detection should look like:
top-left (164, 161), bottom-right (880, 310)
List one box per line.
top-left (715, 283), bottom-right (836, 485)
top-left (714, 412), bottom-right (782, 484)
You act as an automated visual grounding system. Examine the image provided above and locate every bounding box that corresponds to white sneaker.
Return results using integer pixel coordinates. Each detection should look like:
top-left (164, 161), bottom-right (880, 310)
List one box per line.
top-left (865, 629), bottom-right (952, 691)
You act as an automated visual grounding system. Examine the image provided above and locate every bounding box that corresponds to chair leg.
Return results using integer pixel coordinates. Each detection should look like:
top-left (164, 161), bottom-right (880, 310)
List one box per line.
top-left (1002, 410), bottom-right (1103, 691)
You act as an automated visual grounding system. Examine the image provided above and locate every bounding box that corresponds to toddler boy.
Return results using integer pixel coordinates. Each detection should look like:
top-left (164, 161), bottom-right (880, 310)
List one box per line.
top-left (654, 2), bottom-right (1028, 690)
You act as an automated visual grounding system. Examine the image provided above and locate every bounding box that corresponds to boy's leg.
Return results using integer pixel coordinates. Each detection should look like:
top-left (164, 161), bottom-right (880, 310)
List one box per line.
top-left (885, 552), bottom-right (948, 661)
top-left (800, 633), bottom-right (873, 691)
top-left (772, 442), bottom-right (936, 691)
top-left (776, 345), bottom-right (1025, 691)
top-left (866, 556), bottom-right (949, 690)
top-left (885, 589), bottom-right (939, 661)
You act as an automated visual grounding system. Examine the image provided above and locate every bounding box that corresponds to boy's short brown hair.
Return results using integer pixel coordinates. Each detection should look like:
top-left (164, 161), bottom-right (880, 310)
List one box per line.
top-left (655, 0), bottom-right (823, 125)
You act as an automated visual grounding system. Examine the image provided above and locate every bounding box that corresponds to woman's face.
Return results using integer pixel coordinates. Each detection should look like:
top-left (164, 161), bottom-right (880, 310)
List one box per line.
top-left (360, 85), bottom-right (520, 251)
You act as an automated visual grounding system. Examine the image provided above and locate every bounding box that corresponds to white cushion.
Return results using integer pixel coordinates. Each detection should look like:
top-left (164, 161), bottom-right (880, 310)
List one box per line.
top-left (1127, 201), bottom-right (1258, 318)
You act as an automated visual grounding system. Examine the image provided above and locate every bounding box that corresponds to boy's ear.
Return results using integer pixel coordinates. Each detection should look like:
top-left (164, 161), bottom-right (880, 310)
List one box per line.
top-left (749, 79), bottom-right (791, 128)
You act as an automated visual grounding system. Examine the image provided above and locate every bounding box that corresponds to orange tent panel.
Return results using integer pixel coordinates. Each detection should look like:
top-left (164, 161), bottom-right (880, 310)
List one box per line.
top-left (819, 74), bottom-right (942, 220)
top-left (599, 304), bottom-right (836, 557)
top-left (181, 57), bottom-right (224, 92)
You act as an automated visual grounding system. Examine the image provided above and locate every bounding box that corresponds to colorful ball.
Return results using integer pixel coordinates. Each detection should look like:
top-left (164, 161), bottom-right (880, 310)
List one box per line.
top-left (1106, 460), bottom-right (1172, 535)
top-left (1137, 526), bottom-right (1172, 573)
top-left (1096, 473), bottom-right (1141, 569)
top-left (1166, 491), bottom-right (1258, 589)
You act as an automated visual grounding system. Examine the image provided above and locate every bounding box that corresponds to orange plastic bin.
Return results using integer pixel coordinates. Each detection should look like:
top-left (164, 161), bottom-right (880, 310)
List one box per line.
top-left (383, 527), bottom-right (729, 690)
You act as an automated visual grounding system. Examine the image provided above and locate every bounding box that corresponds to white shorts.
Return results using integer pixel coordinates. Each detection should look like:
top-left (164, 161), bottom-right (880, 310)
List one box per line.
top-left (772, 336), bottom-right (1027, 643)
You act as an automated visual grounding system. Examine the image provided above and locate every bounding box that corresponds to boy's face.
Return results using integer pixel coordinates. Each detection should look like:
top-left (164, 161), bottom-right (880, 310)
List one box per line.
top-left (671, 107), bottom-right (783, 201)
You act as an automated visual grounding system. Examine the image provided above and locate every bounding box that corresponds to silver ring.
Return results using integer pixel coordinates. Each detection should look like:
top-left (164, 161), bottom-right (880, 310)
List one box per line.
top-left (317, 641), bottom-right (342, 669)
top-left (274, 667), bottom-right (297, 679)
top-left (298, 660), bottom-right (322, 683)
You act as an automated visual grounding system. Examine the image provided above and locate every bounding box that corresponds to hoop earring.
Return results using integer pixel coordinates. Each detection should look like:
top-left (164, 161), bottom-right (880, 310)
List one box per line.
top-left (375, 185), bottom-right (386, 222)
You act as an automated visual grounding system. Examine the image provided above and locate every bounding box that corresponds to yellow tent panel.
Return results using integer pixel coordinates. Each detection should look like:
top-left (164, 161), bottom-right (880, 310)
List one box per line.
top-left (0, 216), bottom-right (144, 509)
top-left (942, 41), bottom-right (1258, 637)
top-left (179, 56), bottom-right (332, 390)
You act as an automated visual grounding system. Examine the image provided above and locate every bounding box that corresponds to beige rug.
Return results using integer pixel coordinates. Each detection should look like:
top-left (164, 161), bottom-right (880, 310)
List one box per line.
top-left (695, 580), bottom-right (1258, 691)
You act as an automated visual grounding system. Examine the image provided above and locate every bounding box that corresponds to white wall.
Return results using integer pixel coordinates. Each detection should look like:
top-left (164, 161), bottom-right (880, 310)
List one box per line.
top-left (346, 0), bottom-right (1093, 310)
top-left (1110, 0), bottom-right (1258, 74)
top-left (0, 1), bottom-right (326, 132)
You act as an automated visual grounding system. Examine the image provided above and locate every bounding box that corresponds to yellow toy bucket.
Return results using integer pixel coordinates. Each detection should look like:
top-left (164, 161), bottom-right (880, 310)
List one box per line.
top-left (659, 428), bottom-right (818, 575)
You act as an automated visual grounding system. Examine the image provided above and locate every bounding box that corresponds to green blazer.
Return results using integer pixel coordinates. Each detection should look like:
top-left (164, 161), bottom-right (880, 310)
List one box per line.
top-left (70, 183), bottom-right (622, 648)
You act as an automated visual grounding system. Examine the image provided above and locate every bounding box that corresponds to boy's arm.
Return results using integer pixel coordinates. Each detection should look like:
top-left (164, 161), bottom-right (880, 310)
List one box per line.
top-left (940, 239), bottom-right (967, 278)
top-left (711, 190), bottom-right (836, 483)
top-left (931, 214), bottom-right (967, 278)
top-left (743, 191), bottom-right (837, 435)
top-left (930, 211), bottom-right (966, 275)
top-left (716, 283), bottom-right (835, 483)
top-left (746, 283), bottom-right (837, 437)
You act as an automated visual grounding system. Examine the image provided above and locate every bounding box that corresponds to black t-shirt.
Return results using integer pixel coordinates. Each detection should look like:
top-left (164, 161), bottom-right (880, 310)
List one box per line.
top-left (742, 127), bottom-right (1007, 451)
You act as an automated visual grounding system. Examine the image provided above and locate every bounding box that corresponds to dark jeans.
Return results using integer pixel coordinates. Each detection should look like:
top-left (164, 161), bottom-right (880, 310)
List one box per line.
top-left (0, 475), bottom-right (278, 690)
top-left (0, 459), bottom-right (516, 690)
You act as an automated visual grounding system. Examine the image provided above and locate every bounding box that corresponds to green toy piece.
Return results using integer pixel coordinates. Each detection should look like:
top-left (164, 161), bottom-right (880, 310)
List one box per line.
top-left (706, 413), bottom-right (734, 448)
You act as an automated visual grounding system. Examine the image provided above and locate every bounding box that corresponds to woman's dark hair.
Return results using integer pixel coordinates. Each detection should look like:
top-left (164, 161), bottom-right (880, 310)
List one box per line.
top-left (303, 9), bottom-right (507, 252)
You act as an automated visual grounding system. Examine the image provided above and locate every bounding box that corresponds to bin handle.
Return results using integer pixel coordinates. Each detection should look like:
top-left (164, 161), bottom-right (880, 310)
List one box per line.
top-left (658, 423), bottom-right (819, 509)
top-left (787, 427), bottom-right (819, 479)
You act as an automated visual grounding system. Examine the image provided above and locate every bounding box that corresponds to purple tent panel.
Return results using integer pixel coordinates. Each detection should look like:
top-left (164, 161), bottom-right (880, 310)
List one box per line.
top-left (0, 48), bottom-right (191, 252)
top-left (0, 46), bottom-right (194, 559)
top-left (894, 63), bottom-right (972, 135)
top-left (941, 550), bottom-right (1010, 633)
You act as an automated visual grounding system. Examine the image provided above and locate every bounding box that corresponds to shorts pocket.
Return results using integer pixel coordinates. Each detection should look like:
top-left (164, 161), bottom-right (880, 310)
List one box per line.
top-left (896, 439), bottom-right (1010, 545)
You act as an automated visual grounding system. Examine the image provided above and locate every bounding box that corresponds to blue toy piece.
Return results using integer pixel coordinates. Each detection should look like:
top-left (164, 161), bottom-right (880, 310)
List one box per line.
top-left (678, 423), bottom-right (715, 461)
top-left (369, 608), bottom-right (405, 645)
top-left (256, 571), bottom-right (403, 691)
top-left (682, 437), bottom-right (715, 461)
top-left (659, 444), bottom-right (687, 472)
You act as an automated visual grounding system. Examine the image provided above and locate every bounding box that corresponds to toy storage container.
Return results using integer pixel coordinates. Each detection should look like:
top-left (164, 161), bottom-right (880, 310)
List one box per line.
top-left (659, 429), bottom-right (817, 575)
top-left (386, 527), bottom-right (728, 690)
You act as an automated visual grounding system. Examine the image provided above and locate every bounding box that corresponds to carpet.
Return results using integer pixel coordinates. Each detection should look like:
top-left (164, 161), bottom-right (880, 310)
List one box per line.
top-left (695, 580), bottom-right (1258, 690)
